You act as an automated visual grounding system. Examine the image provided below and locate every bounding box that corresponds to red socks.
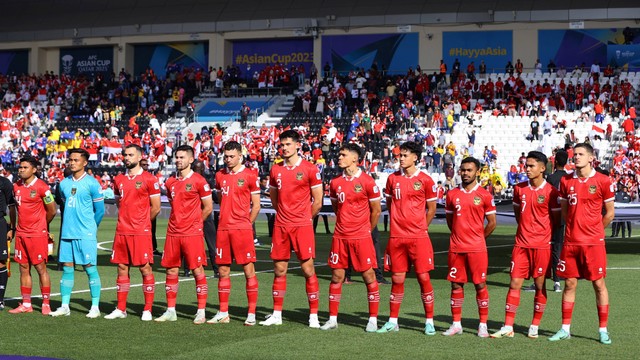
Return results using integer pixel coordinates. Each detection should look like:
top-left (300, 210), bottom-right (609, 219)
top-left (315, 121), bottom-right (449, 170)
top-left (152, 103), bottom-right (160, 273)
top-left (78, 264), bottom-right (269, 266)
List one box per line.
top-left (476, 287), bottom-right (490, 323)
top-left (218, 277), bottom-right (231, 312)
top-left (562, 300), bottom-right (574, 325)
top-left (116, 276), bottom-right (130, 311)
top-left (246, 276), bottom-right (258, 314)
top-left (165, 274), bottom-right (179, 308)
top-left (451, 288), bottom-right (464, 322)
top-left (389, 280), bottom-right (405, 319)
top-left (597, 304), bottom-right (609, 328)
top-left (532, 289), bottom-right (547, 326)
top-left (305, 275), bottom-right (319, 315)
top-left (417, 273), bottom-right (434, 319)
top-left (195, 273), bottom-right (208, 310)
top-left (504, 288), bottom-right (520, 326)
top-left (20, 286), bottom-right (31, 305)
top-left (328, 282), bottom-right (342, 316)
top-left (272, 276), bottom-right (287, 311)
top-left (142, 274), bottom-right (155, 312)
top-left (40, 286), bottom-right (50, 306)
top-left (366, 282), bottom-right (380, 318)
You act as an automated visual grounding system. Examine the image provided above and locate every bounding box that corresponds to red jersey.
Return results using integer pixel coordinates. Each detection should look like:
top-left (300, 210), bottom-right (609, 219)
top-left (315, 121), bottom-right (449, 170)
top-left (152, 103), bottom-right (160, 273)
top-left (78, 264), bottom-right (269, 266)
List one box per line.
top-left (14, 178), bottom-right (53, 237)
top-left (330, 170), bottom-right (380, 239)
top-left (559, 169), bottom-right (614, 245)
top-left (385, 170), bottom-right (437, 238)
top-left (269, 158), bottom-right (322, 227)
top-left (113, 170), bottom-right (161, 235)
top-left (512, 180), bottom-right (561, 249)
top-left (215, 166), bottom-right (260, 230)
top-left (445, 184), bottom-right (496, 252)
top-left (166, 171), bottom-right (212, 236)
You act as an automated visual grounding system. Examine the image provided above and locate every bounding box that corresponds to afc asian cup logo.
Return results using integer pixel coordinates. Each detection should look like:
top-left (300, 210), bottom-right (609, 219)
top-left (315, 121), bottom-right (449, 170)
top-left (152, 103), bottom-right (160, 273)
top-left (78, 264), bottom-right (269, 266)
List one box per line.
top-left (61, 54), bottom-right (74, 74)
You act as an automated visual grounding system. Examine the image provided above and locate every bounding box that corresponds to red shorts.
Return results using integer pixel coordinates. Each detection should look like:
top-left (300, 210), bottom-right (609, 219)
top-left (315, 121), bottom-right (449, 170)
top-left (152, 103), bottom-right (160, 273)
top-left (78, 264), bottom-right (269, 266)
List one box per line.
top-left (557, 245), bottom-right (607, 281)
top-left (13, 235), bottom-right (49, 265)
top-left (215, 229), bottom-right (256, 265)
top-left (111, 234), bottom-right (154, 266)
top-left (271, 225), bottom-right (315, 261)
top-left (161, 234), bottom-right (207, 270)
top-left (447, 252), bottom-right (488, 284)
top-left (328, 236), bottom-right (377, 273)
top-left (384, 237), bottom-right (434, 273)
top-left (510, 246), bottom-right (551, 280)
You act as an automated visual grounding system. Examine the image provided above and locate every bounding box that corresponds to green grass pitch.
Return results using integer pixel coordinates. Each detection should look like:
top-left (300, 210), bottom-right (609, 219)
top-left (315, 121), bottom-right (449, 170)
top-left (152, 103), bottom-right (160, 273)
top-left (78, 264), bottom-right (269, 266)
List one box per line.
top-left (1, 216), bottom-right (639, 359)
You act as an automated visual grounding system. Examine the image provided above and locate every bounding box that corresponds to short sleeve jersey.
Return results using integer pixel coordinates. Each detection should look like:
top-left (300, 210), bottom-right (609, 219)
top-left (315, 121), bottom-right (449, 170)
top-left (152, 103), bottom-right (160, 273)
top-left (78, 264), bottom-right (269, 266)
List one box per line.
top-left (14, 178), bottom-right (54, 236)
top-left (269, 158), bottom-right (322, 227)
top-left (113, 170), bottom-right (161, 235)
top-left (215, 166), bottom-right (260, 230)
top-left (165, 170), bottom-right (212, 236)
top-left (512, 180), bottom-right (561, 248)
top-left (559, 169), bottom-right (614, 245)
top-left (330, 170), bottom-right (380, 239)
top-left (385, 170), bottom-right (437, 238)
top-left (60, 173), bottom-right (104, 241)
top-left (445, 184), bottom-right (496, 252)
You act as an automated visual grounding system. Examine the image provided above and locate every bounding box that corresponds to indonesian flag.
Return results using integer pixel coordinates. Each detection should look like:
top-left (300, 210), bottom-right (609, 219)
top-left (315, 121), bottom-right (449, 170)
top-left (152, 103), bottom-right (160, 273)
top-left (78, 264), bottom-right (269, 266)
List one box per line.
top-left (592, 125), bottom-right (605, 134)
top-left (105, 140), bottom-right (122, 154)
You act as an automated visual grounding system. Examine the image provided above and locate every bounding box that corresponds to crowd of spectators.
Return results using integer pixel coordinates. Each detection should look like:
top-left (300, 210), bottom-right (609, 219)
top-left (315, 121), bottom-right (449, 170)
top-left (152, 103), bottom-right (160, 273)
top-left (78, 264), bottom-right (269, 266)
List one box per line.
top-left (0, 57), bottom-right (638, 204)
top-left (0, 66), bottom-right (201, 194)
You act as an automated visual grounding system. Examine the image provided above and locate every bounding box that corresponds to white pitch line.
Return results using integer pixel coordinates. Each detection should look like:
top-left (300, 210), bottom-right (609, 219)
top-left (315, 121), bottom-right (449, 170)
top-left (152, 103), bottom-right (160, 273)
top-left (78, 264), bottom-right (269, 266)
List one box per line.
top-left (97, 240), bottom-right (113, 252)
top-left (6, 262), bottom-right (327, 302)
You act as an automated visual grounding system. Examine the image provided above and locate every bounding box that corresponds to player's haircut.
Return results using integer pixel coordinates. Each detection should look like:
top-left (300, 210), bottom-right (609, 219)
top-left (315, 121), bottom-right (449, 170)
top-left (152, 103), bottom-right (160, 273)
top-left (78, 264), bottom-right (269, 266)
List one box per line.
top-left (340, 143), bottom-right (363, 160)
top-left (526, 151), bottom-right (548, 166)
top-left (400, 141), bottom-right (423, 158)
top-left (223, 140), bottom-right (242, 153)
top-left (68, 148), bottom-right (90, 161)
top-left (260, 175), bottom-right (269, 181)
top-left (460, 156), bottom-right (481, 170)
top-left (554, 150), bottom-right (568, 167)
top-left (19, 155), bottom-right (39, 169)
top-left (175, 144), bottom-right (194, 158)
top-left (125, 143), bottom-right (143, 155)
top-left (574, 142), bottom-right (594, 155)
top-left (191, 160), bottom-right (204, 172)
top-left (279, 129), bottom-right (301, 143)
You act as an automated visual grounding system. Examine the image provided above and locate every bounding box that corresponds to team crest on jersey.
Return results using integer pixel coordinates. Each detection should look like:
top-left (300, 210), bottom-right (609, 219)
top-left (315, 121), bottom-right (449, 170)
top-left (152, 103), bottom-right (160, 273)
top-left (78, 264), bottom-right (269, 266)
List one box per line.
top-left (413, 181), bottom-right (422, 190)
top-left (185, 183), bottom-right (193, 191)
top-left (296, 172), bottom-right (303, 180)
top-left (354, 183), bottom-right (363, 193)
top-left (473, 196), bottom-right (481, 205)
top-left (588, 185), bottom-right (597, 194)
top-left (537, 195), bottom-right (545, 203)
top-left (135, 181), bottom-right (143, 189)
top-left (71, 187), bottom-right (76, 195)
top-left (237, 178), bottom-right (245, 187)
top-left (29, 190), bottom-right (37, 198)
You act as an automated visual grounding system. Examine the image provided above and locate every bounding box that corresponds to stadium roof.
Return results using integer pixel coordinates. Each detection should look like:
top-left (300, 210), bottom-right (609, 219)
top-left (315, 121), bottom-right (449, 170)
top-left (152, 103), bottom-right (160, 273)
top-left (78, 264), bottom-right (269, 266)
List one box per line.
top-left (1, 0), bottom-right (639, 42)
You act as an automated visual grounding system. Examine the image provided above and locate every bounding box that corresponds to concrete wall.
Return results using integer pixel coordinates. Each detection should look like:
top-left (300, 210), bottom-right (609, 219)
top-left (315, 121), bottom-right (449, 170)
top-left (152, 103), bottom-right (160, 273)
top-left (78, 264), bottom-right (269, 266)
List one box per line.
top-left (0, 20), bottom-right (636, 75)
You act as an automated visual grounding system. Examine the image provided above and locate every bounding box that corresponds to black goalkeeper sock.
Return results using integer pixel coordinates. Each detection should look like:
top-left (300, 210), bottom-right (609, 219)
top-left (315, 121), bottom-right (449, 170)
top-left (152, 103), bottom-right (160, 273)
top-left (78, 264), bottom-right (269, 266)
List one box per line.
top-left (0, 267), bottom-right (7, 302)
